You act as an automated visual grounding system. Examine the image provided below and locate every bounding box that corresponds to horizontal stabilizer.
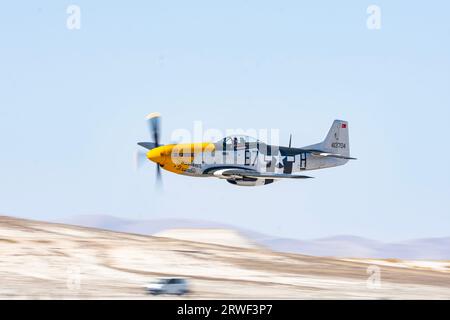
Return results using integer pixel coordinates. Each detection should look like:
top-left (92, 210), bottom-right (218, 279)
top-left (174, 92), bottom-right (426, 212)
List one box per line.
top-left (309, 151), bottom-right (357, 160)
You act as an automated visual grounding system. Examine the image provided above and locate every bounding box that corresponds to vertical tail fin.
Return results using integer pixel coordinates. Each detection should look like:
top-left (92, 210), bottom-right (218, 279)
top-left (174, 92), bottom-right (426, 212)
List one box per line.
top-left (321, 120), bottom-right (350, 156)
top-left (303, 120), bottom-right (350, 157)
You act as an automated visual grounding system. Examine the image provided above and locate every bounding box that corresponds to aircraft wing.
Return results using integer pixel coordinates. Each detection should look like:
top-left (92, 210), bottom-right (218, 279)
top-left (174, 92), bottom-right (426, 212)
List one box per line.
top-left (137, 142), bottom-right (158, 150)
top-left (218, 169), bottom-right (313, 180)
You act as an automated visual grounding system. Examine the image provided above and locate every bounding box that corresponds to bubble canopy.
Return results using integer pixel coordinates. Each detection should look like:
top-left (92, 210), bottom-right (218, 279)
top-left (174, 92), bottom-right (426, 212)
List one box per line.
top-left (216, 135), bottom-right (261, 145)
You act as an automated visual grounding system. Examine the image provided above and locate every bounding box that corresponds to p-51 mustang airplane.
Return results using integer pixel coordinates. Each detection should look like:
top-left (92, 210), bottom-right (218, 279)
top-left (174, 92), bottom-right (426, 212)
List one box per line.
top-left (137, 113), bottom-right (356, 186)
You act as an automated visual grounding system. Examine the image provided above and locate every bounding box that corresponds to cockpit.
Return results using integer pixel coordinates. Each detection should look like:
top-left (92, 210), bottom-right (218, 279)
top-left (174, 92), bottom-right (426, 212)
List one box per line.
top-left (215, 135), bottom-right (261, 150)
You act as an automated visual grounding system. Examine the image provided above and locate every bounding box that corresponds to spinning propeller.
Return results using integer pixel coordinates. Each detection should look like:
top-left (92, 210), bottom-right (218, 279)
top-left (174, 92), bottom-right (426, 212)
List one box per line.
top-left (136, 113), bottom-right (163, 187)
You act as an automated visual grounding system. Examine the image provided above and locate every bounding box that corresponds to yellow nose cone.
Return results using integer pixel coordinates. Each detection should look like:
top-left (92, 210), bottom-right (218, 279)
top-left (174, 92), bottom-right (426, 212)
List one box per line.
top-left (147, 148), bottom-right (163, 164)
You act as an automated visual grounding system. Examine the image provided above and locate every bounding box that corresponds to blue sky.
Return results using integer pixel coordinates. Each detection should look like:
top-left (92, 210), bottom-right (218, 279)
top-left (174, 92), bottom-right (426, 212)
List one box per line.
top-left (1, 1), bottom-right (449, 241)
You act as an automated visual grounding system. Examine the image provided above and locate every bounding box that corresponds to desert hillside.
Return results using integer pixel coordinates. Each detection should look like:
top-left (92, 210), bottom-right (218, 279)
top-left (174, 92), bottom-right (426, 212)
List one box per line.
top-left (55, 214), bottom-right (450, 260)
top-left (1, 216), bottom-right (449, 299)
top-left (154, 228), bottom-right (262, 249)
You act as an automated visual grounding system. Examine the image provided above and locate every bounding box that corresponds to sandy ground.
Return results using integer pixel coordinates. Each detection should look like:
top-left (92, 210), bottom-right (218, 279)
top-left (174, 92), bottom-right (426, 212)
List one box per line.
top-left (0, 216), bottom-right (449, 299)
